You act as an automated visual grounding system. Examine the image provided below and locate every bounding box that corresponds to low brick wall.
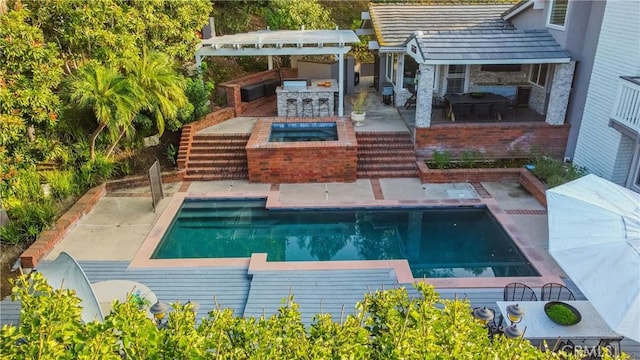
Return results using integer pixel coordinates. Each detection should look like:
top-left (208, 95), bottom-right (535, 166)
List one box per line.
top-left (105, 171), bottom-right (185, 192)
top-left (219, 68), bottom-right (297, 116)
top-left (20, 185), bottom-right (106, 268)
top-left (246, 118), bottom-right (357, 183)
top-left (418, 161), bottom-right (548, 207)
top-left (415, 122), bottom-right (570, 159)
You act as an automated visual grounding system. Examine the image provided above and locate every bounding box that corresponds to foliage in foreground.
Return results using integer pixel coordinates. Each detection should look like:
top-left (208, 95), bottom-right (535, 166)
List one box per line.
top-left (2, 273), bottom-right (627, 359)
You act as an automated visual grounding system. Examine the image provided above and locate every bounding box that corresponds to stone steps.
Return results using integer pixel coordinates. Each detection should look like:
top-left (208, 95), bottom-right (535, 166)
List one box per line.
top-left (183, 133), bottom-right (249, 181)
top-left (356, 132), bottom-right (419, 179)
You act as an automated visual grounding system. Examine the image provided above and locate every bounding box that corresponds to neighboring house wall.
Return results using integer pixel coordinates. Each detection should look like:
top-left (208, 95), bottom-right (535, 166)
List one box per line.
top-left (562, 0), bottom-right (605, 158)
top-left (509, 1), bottom-right (604, 158)
top-left (573, 0), bottom-right (640, 185)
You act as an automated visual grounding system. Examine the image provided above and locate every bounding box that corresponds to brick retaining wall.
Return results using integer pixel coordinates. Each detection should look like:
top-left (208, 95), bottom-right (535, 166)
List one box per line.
top-left (415, 122), bottom-right (570, 159)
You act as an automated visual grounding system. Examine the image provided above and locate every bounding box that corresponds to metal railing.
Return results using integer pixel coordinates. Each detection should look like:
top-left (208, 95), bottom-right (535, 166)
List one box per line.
top-left (611, 76), bottom-right (640, 132)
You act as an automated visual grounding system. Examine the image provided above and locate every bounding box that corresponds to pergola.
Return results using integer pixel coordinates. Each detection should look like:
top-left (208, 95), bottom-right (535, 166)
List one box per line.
top-left (196, 29), bottom-right (361, 117)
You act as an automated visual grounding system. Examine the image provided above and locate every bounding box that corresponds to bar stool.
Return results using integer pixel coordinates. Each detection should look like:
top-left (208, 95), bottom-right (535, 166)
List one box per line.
top-left (286, 99), bottom-right (297, 117)
top-left (317, 98), bottom-right (330, 117)
top-left (302, 98), bottom-right (313, 117)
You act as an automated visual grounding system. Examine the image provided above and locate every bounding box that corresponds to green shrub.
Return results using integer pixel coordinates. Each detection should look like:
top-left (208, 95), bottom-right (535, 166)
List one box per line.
top-left (0, 200), bottom-right (57, 244)
top-left (11, 169), bottom-right (44, 202)
top-left (460, 150), bottom-right (480, 168)
top-left (44, 170), bottom-right (77, 200)
top-left (165, 144), bottom-right (178, 165)
top-left (0, 223), bottom-right (28, 245)
top-left (431, 150), bottom-right (452, 169)
top-left (531, 157), bottom-right (587, 188)
top-left (76, 156), bottom-right (115, 189)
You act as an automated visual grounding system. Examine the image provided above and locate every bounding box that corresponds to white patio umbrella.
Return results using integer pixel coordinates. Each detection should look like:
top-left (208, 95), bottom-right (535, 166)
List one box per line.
top-left (547, 174), bottom-right (640, 342)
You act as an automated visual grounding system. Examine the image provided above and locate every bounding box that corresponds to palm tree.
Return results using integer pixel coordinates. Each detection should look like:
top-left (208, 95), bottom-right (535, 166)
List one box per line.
top-left (68, 64), bottom-right (138, 160)
top-left (124, 49), bottom-right (187, 136)
top-left (104, 50), bottom-right (187, 157)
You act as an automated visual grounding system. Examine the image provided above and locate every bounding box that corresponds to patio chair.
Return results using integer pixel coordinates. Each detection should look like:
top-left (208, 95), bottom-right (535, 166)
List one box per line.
top-left (492, 102), bottom-right (514, 121)
top-left (540, 283), bottom-right (576, 301)
top-left (451, 103), bottom-right (473, 122)
top-left (472, 103), bottom-right (492, 121)
top-left (432, 96), bottom-right (447, 120)
top-left (503, 282), bottom-right (538, 301)
top-left (404, 84), bottom-right (417, 108)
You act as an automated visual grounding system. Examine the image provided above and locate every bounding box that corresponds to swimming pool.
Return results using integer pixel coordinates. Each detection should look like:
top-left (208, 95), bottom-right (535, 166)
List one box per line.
top-left (151, 199), bottom-right (538, 278)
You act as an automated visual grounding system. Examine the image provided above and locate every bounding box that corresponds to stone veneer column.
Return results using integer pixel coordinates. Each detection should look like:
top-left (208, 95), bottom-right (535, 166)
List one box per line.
top-left (415, 64), bottom-right (435, 128)
top-left (545, 61), bottom-right (576, 125)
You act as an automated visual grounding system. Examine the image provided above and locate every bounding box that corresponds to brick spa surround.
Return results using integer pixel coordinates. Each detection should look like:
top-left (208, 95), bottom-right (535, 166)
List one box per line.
top-left (246, 117), bottom-right (358, 183)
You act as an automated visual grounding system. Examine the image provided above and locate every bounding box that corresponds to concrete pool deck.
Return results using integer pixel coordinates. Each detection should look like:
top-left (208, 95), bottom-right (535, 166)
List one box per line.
top-left (44, 178), bottom-right (562, 289)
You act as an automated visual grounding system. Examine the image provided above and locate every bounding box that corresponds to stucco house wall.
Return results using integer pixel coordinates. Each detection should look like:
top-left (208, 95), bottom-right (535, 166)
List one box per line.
top-left (573, 0), bottom-right (640, 185)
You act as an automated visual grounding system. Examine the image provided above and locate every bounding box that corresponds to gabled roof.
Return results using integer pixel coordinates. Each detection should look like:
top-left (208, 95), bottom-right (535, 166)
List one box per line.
top-left (406, 29), bottom-right (571, 64)
top-left (502, 0), bottom-right (535, 20)
top-left (369, 4), bottom-right (515, 47)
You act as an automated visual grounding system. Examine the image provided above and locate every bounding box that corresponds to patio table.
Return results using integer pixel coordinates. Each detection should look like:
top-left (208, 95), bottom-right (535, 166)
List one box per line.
top-left (496, 301), bottom-right (623, 341)
top-left (444, 93), bottom-right (510, 121)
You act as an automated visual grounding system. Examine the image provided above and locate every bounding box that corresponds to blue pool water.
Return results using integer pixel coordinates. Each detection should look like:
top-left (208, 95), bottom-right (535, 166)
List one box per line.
top-left (269, 122), bottom-right (338, 142)
top-left (152, 199), bottom-right (539, 278)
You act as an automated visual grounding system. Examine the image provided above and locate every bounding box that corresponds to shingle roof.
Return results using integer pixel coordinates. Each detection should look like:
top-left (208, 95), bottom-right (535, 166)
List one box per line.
top-left (369, 4), bottom-right (515, 46)
top-left (408, 29), bottom-right (571, 64)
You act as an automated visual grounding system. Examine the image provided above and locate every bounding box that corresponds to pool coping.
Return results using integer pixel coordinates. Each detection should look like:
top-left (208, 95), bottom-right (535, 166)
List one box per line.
top-left (129, 190), bottom-right (563, 288)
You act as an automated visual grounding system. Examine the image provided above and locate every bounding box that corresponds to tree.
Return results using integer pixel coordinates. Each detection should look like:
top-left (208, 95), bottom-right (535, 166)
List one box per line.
top-left (67, 64), bottom-right (138, 160)
top-left (0, 8), bottom-right (63, 140)
top-left (2, 273), bottom-right (628, 359)
top-left (265, 0), bottom-right (336, 30)
top-left (23, 0), bottom-right (212, 72)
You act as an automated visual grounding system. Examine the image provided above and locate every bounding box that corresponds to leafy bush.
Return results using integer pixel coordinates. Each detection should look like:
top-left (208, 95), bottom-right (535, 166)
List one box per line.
top-left (460, 150), bottom-right (480, 168)
top-left (10, 170), bottom-right (44, 203)
top-left (531, 157), bottom-right (587, 188)
top-left (44, 170), bottom-right (77, 200)
top-left (431, 150), bottom-right (452, 169)
top-left (3, 274), bottom-right (626, 359)
top-left (75, 156), bottom-right (115, 189)
top-left (0, 200), bottom-right (57, 245)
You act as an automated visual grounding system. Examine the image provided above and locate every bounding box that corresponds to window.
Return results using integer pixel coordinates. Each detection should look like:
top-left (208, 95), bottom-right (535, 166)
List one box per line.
top-left (529, 64), bottom-right (549, 88)
top-left (445, 65), bottom-right (467, 94)
top-left (547, 0), bottom-right (569, 29)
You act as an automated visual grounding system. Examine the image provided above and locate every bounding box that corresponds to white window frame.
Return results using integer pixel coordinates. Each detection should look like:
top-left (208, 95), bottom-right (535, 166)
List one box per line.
top-left (444, 65), bottom-right (469, 94)
top-left (546, 0), bottom-right (570, 31)
top-left (385, 53), bottom-right (397, 83)
top-left (529, 63), bottom-right (550, 88)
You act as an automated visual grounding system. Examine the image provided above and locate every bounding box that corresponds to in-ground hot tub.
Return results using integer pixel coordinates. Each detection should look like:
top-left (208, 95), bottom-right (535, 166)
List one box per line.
top-left (269, 122), bottom-right (338, 142)
top-left (246, 118), bottom-right (357, 183)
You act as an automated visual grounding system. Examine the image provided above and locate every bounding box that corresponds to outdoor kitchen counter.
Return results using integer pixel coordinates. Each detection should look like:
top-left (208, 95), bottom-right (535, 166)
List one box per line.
top-left (276, 79), bottom-right (337, 117)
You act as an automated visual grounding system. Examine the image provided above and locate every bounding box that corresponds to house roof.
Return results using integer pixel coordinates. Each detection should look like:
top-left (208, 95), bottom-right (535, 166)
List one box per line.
top-left (406, 29), bottom-right (571, 64)
top-left (198, 29), bottom-right (360, 56)
top-left (369, 4), bottom-right (515, 47)
top-left (502, 0), bottom-right (535, 20)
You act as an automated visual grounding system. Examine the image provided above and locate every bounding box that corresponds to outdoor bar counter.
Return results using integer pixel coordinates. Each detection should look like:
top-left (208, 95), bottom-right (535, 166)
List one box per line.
top-left (276, 79), bottom-right (337, 117)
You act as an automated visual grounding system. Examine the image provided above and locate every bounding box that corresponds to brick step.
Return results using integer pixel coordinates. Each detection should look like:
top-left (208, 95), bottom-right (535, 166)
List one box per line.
top-left (188, 159), bottom-right (247, 167)
top-left (186, 166), bottom-right (248, 175)
top-left (192, 133), bottom-right (250, 139)
top-left (184, 173), bottom-right (248, 181)
top-left (189, 146), bottom-right (247, 154)
top-left (357, 162), bottom-right (418, 171)
top-left (355, 135), bottom-right (413, 143)
top-left (191, 139), bottom-right (250, 147)
top-left (357, 149), bottom-right (416, 157)
top-left (357, 156), bottom-right (417, 164)
top-left (357, 143), bottom-right (414, 150)
top-left (188, 152), bottom-right (247, 160)
top-left (357, 169), bottom-right (419, 178)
